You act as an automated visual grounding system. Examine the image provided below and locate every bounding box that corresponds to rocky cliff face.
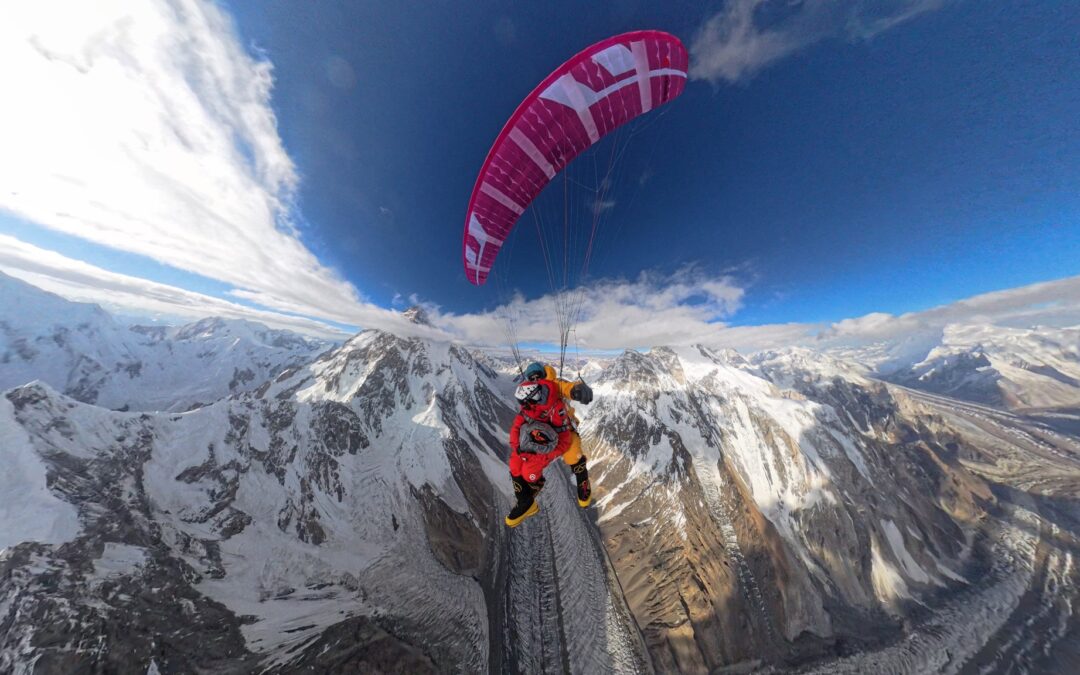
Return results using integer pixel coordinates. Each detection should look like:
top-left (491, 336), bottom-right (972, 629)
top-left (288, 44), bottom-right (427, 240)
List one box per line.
top-left (577, 344), bottom-right (1080, 672)
top-left (2, 308), bottom-right (1079, 673)
top-left (579, 346), bottom-right (963, 669)
top-left (1, 329), bottom-right (509, 672)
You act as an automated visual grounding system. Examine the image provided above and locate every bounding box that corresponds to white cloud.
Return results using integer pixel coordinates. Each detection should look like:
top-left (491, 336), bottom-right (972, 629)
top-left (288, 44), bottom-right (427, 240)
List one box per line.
top-left (6, 224), bottom-right (1078, 361)
top-left (822, 276), bottom-right (1080, 341)
top-left (704, 322), bottom-right (820, 353)
top-left (0, 234), bottom-right (350, 339)
top-left (690, 0), bottom-right (947, 84)
top-left (435, 267), bottom-right (747, 350)
top-left (0, 0), bottom-right (397, 328)
top-left (0, 233), bottom-right (455, 342)
top-left (431, 267), bottom-right (1080, 359)
top-left (703, 275), bottom-right (1080, 355)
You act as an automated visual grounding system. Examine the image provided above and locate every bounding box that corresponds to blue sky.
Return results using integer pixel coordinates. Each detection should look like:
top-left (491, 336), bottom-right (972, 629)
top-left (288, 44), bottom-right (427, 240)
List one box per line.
top-left (224, 0), bottom-right (1079, 321)
top-left (1, 0), bottom-right (1078, 347)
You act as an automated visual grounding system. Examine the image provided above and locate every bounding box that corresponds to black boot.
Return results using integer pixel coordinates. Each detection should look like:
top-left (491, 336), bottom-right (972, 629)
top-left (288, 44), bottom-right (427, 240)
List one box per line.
top-left (506, 475), bottom-right (544, 527)
top-left (570, 457), bottom-right (591, 507)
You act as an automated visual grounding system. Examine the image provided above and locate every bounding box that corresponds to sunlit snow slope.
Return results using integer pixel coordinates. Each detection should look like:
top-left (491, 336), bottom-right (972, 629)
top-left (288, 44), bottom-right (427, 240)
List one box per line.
top-left (2, 281), bottom-right (1079, 673)
top-left (0, 272), bottom-right (328, 411)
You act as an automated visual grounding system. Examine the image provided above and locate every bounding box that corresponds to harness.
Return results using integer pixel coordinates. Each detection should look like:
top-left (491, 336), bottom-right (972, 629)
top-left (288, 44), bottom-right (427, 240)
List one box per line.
top-left (520, 379), bottom-right (573, 432)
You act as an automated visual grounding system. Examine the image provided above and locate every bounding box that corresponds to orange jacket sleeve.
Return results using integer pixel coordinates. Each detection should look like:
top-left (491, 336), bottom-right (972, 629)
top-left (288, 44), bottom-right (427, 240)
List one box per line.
top-left (542, 365), bottom-right (578, 416)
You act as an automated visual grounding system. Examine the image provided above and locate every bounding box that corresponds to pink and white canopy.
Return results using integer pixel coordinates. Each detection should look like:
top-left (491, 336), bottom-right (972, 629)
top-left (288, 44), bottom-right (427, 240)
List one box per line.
top-left (463, 30), bottom-right (689, 285)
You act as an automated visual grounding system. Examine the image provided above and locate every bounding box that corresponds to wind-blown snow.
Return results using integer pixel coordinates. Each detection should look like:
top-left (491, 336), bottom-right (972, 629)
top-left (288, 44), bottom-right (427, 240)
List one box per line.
top-left (871, 536), bottom-right (912, 604)
top-left (91, 543), bottom-right (149, 579)
top-left (882, 519), bottom-right (931, 584)
top-left (0, 396), bottom-right (80, 551)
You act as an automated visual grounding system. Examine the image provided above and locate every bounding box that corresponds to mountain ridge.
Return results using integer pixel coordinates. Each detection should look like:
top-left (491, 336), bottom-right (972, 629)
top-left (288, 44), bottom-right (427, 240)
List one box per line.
top-left (0, 272), bottom-right (330, 412)
top-left (2, 278), bottom-right (1079, 673)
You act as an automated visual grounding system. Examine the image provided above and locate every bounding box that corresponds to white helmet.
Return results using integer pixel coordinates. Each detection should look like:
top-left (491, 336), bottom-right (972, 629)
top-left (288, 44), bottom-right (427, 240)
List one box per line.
top-left (514, 382), bottom-right (546, 406)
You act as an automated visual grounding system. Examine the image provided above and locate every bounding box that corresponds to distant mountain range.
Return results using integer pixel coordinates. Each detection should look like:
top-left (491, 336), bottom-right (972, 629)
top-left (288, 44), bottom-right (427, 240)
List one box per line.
top-left (881, 323), bottom-right (1080, 410)
top-left (0, 273), bottom-right (330, 412)
top-left (1, 272), bottom-right (1078, 673)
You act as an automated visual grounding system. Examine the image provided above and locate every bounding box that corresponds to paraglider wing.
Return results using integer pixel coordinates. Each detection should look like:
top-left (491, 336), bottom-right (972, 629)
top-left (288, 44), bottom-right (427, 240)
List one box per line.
top-left (463, 30), bottom-right (688, 285)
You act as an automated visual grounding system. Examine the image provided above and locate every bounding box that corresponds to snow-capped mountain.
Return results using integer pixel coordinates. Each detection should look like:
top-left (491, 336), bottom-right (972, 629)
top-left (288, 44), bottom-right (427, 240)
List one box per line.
top-left (575, 344), bottom-right (1079, 672)
top-left (0, 329), bottom-right (510, 672)
top-left (2, 290), bottom-right (1078, 673)
top-left (0, 273), bottom-right (329, 411)
top-left (883, 324), bottom-right (1080, 410)
top-left (1, 323), bottom-right (657, 672)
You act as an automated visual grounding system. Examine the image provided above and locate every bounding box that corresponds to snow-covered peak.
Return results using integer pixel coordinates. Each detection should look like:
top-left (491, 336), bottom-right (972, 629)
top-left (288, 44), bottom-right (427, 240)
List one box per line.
top-left (3, 278), bottom-right (1077, 672)
top-left (0, 272), bottom-right (125, 343)
top-left (267, 329), bottom-right (504, 415)
top-left (0, 336), bottom-right (516, 671)
top-left (594, 348), bottom-right (681, 391)
top-left (886, 323), bottom-right (1080, 409)
top-left (170, 316), bottom-right (323, 350)
top-left (573, 357), bottom-right (609, 381)
top-left (752, 346), bottom-right (873, 390)
top-left (0, 274), bottom-right (329, 411)
top-left (259, 330), bottom-right (513, 468)
top-left (594, 344), bottom-right (776, 396)
top-left (401, 305), bottom-right (432, 326)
